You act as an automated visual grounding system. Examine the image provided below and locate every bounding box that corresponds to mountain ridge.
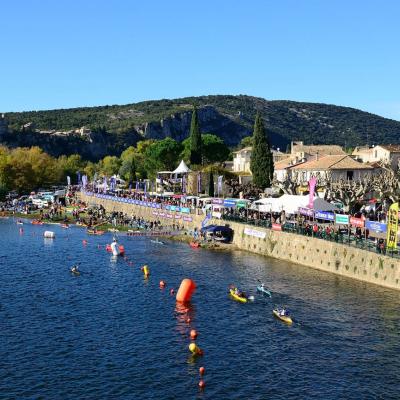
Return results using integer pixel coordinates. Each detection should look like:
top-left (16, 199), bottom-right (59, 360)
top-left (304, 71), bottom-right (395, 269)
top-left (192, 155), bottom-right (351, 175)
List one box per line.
top-left (2, 95), bottom-right (400, 160)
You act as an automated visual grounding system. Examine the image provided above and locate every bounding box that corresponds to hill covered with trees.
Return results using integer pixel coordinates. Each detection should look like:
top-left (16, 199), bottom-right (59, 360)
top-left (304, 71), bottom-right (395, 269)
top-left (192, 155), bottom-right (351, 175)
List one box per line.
top-left (3, 95), bottom-right (400, 159)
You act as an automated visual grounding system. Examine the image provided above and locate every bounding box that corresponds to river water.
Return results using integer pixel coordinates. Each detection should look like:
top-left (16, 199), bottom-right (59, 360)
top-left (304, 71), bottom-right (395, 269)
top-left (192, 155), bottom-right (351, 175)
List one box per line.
top-left (1, 218), bottom-right (399, 399)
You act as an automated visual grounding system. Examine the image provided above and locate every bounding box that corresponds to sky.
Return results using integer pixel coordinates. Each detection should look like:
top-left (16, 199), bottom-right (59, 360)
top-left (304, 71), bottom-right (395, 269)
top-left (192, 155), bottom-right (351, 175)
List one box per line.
top-left (1, 0), bottom-right (400, 120)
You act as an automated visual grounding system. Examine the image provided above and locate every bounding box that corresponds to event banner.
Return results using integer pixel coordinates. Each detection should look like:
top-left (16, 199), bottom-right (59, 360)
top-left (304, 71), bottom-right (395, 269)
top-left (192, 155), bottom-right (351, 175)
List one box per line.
top-left (335, 214), bottom-right (349, 225)
top-left (244, 227), bottom-right (266, 239)
top-left (298, 207), bottom-right (314, 217)
top-left (349, 217), bottom-right (365, 228)
top-left (386, 202), bottom-right (399, 249)
top-left (315, 211), bottom-right (335, 221)
top-left (308, 177), bottom-right (317, 209)
top-left (365, 220), bottom-right (387, 233)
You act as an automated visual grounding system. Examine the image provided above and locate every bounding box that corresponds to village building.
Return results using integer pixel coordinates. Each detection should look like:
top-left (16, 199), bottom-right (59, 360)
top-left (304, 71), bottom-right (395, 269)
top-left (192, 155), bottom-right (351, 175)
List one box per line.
top-left (289, 154), bottom-right (376, 183)
top-left (233, 146), bottom-right (286, 173)
top-left (352, 145), bottom-right (400, 170)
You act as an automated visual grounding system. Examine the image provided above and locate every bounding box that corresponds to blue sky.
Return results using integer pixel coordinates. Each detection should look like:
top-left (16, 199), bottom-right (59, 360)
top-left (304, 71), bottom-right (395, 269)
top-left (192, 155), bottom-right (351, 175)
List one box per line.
top-left (1, 0), bottom-right (399, 120)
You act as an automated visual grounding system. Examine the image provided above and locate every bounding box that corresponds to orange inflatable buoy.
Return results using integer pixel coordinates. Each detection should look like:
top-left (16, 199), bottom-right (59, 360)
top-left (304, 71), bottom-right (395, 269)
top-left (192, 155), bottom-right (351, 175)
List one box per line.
top-left (199, 380), bottom-right (206, 389)
top-left (106, 244), bottom-right (111, 252)
top-left (176, 279), bottom-right (196, 302)
top-left (190, 329), bottom-right (198, 340)
top-left (119, 245), bottom-right (125, 255)
top-left (199, 367), bottom-right (205, 376)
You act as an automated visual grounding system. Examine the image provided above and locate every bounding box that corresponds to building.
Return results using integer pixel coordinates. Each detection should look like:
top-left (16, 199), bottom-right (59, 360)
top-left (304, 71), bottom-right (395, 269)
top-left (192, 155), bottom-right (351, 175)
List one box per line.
top-left (291, 141), bottom-right (345, 161)
top-left (274, 158), bottom-right (305, 182)
top-left (290, 154), bottom-right (375, 183)
top-left (233, 147), bottom-right (286, 173)
top-left (352, 145), bottom-right (400, 170)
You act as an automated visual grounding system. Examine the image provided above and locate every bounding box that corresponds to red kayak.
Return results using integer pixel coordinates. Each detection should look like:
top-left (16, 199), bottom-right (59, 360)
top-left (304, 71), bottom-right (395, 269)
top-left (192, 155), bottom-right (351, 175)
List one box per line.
top-left (32, 220), bottom-right (43, 225)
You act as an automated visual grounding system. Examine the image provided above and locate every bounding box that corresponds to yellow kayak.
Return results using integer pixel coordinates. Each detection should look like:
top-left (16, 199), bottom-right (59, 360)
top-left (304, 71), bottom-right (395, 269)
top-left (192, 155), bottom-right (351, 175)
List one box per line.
top-left (273, 309), bottom-right (293, 324)
top-left (229, 289), bottom-right (247, 303)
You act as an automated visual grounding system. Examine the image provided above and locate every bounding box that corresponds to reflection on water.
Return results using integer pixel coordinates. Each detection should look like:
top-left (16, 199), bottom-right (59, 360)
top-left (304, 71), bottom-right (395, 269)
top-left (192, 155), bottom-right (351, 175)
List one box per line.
top-left (0, 217), bottom-right (399, 399)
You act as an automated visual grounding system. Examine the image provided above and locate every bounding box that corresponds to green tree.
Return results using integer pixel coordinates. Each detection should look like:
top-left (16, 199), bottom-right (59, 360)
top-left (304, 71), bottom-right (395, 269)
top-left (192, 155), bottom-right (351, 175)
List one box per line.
top-left (239, 136), bottom-right (253, 149)
top-left (181, 134), bottom-right (230, 165)
top-left (100, 156), bottom-right (122, 176)
top-left (189, 106), bottom-right (202, 165)
top-left (144, 138), bottom-right (183, 177)
top-left (208, 172), bottom-right (215, 197)
top-left (250, 114), bottom-right (274, 189)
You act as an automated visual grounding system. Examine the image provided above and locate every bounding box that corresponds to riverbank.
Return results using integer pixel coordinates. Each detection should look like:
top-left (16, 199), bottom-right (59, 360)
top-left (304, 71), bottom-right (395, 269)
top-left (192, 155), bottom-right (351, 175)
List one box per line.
top-left (79, 192), bottom-right (400, 290)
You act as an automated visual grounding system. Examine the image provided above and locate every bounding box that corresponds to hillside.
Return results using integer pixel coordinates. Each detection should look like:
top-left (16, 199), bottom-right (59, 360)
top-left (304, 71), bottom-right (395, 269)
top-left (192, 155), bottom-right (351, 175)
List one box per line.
top-left (2, 95), bottom-right (400, 159)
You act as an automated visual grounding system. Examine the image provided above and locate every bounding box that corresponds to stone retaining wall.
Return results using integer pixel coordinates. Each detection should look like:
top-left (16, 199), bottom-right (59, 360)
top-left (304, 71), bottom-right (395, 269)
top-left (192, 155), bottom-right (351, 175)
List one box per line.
top-left (80, 192), bottom-right (400, 291)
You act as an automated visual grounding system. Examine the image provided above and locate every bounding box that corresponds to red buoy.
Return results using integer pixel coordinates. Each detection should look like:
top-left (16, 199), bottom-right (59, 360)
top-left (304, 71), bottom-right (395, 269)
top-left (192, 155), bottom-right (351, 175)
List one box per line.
top-left (199, 367), bottom-right (205, 376)
top-left (190, 329), bottom-right (198, 339)
top-left (198, 380), bottom-right (206, 389)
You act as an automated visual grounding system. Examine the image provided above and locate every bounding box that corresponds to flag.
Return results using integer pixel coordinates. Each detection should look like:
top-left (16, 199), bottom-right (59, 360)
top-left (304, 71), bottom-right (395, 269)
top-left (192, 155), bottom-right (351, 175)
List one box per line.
top-left (182, 176), bottom-right (186, 193)
top-left (67, 176), bottom-right (71, 186)
top-left (386, 202), bottom-right (399, 250)
top-left (217, 176), bottom-right (223, 196)
top-left (308, 177), bottom-right (317, 209)
top-left (197, 173), bottom-right (201, 194)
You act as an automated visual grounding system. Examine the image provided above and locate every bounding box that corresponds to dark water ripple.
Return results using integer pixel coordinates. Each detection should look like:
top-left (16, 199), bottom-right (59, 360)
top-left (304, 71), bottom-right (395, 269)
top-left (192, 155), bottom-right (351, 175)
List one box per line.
top-left (1, 218), bottom-right (400, 399)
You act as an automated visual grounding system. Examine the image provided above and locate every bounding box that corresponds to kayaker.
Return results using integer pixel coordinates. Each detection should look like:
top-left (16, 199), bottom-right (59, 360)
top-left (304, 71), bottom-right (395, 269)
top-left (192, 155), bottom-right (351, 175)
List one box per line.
top-left (71, 265), bottom-right (79, 273)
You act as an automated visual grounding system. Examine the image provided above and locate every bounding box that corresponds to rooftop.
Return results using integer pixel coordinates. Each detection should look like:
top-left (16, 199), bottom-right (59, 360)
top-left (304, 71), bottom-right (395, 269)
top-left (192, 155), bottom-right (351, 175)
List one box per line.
top-left (291, 155), bottom-right (373, 170)
top-left (291, 142), bottom-right (345, 156)
top-left (378, 144), bottom-right (400, 152)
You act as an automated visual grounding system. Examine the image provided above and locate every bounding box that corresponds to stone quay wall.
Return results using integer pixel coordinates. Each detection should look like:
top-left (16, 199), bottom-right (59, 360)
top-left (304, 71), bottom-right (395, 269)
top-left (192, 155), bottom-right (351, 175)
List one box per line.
top-left (80, 192), bottom-right (400, 291)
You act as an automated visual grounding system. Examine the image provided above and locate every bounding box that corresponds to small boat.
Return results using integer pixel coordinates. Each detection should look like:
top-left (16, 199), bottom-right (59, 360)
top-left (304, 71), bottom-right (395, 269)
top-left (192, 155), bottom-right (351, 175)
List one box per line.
top-left (257, 285), bottom-right (272, 297)
top-left (16, 220), bottom-right (24, 225)
top-left (189, 241), bottom-right (200, 248)
top-left (87, 229), bottom-right (105, 235)
top-left (273, 309), bottom-right (293, 324)
top-left (32, 220), bottom-right (43, 225)
top-left (229, 288), bottom-right (248, 303)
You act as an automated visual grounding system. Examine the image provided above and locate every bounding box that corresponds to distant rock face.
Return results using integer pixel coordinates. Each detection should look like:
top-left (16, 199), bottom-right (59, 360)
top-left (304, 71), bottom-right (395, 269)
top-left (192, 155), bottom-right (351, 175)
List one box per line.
top-left (136, 106), bottom-right (251, 145)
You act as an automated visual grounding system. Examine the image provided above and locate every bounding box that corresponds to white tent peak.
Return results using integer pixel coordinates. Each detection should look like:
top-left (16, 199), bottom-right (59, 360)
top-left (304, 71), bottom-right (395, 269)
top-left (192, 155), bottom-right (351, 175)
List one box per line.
top-left (172, 160), bottom-right (191, 174)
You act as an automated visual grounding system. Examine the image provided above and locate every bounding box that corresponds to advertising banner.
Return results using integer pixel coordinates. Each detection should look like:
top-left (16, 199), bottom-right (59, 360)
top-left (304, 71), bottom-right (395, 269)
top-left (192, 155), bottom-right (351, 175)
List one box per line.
top-left (365, 220), bottom-right (387, 233)
top-left (212, 198), bottom-right (224, 205)
top-left (298, 207), bottom-right (314, 217)
top-left (335, 214), bottom-right (349, 225)
top-left (272, 223), bottom-right (282, 231)
top-left (350, 217), bottom-right (364, 228)
top-left (387, 202), bottom-right (399, 249)
top-left (315, 211), bottom-right (335, 221)
top-left (223, 199), bottom-right (236, 208)
top-left (244, 227), bottom-right (266, 239)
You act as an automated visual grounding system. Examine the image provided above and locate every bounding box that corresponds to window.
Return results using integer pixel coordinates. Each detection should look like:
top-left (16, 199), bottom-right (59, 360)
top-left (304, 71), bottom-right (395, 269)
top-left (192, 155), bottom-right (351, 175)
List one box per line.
top-left (347, 171), bottom-right (354, 180)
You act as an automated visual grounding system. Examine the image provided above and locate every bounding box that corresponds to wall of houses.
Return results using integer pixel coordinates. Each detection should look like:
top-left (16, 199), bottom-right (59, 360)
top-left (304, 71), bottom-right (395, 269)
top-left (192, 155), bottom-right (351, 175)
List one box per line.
top-left (80, 192), bottom-right (400, 291)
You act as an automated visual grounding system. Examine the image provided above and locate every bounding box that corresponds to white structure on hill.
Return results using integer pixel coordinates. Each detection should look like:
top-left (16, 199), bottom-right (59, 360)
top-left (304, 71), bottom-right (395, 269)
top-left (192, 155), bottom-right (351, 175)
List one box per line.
top-left (352, 145), bottom-right (400, 170)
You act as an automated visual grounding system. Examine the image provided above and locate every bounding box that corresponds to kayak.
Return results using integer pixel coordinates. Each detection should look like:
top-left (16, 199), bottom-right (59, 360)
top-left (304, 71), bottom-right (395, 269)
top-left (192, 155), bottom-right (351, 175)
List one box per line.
top-left (229, 289), bottom-right (247, 303)
top-left (257, 286), bottom-right (272, 297)
top-left (16, 221), bottom-right (23, 225)
top-left (273, 309), bottom-right (293, 324)
top-left (32, 220), bottom-right (43, 225)
top-left (71, 270), bottom-right (80, 276)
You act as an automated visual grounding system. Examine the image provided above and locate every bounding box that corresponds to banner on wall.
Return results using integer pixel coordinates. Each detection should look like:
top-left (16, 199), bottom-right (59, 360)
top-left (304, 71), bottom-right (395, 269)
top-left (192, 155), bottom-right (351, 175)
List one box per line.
top-left (365, 220), bottom-right (387, 233)
top-left (386, 202), bottom-right (399, 249)
top-left (350, 216), bottom-right (364, 228)
top-left (335, 214), bottom-right (349, 225)
top-left (244, 227), bottom-right (266, 239)
top-left (315, 211), bottom-right (335, 221)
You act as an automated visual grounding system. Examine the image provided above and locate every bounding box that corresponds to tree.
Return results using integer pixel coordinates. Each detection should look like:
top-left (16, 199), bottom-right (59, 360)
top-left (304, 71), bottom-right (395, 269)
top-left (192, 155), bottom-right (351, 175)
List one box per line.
top-left (239, 136), bottom-right (253, 149)
top-left (181, 134), bottom-right (230, 165)
top-left (100, 156), bottom-right (122, 176)
top-left (250, 114), bottom-right (274, 189)
top-left (208, 172), bottom-right (215, 197)
top-left (189, 106), bottom-right (202, 165)
top-left (144, 138), bottom-right (183, 177)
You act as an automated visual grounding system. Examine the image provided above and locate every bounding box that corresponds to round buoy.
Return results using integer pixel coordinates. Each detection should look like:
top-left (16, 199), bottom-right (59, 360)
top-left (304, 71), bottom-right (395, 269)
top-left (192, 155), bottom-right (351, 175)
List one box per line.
top-left (186, 318), bottom-right (191, 324)
top-left (198, 380), bottom-right (206, 389)
top-left (190, 329), bottom-right (198, 340)
top-left (199, 367), bottom-right (205, 376)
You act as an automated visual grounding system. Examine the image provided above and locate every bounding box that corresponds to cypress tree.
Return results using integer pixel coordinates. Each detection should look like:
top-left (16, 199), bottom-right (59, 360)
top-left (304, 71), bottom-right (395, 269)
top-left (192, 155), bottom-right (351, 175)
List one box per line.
top-left (250, 113), bottom-right (274, 189)
top-left (208, 172), bottom-right (215, 197)
top-left (189, 106), bottom-right (202, 165)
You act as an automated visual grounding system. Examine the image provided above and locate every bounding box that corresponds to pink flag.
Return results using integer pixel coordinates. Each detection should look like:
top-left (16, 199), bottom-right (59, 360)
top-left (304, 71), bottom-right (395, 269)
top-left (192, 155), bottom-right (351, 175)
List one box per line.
top-left (308, 177), bottom-right (317, 209)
